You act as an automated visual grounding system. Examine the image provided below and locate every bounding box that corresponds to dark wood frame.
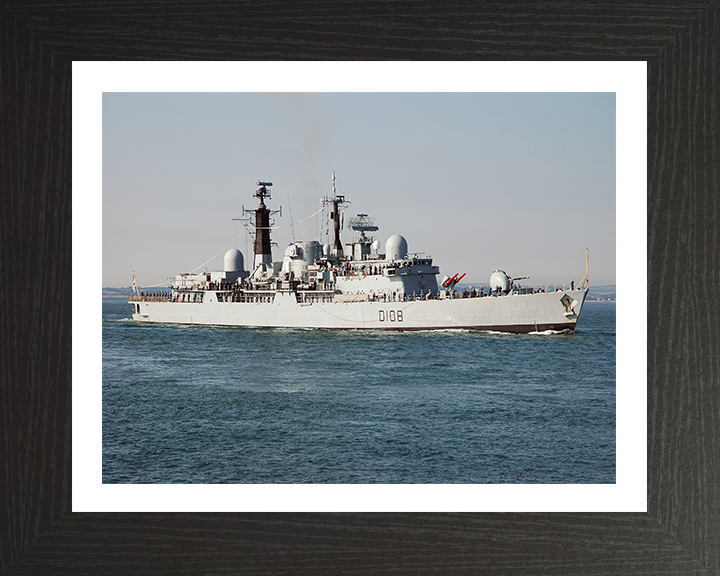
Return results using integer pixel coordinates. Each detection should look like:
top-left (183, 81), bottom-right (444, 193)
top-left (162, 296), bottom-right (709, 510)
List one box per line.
top-left (2, 2), bottom-right (718, 574)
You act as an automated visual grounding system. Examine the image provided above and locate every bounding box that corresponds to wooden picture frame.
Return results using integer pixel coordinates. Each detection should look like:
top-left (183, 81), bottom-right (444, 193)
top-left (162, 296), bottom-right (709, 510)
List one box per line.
top-left (2, 3), bottom-right (717, 573)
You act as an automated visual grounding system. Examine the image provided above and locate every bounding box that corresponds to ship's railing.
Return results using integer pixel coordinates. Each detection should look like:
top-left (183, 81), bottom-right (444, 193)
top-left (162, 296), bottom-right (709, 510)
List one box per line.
top-left (544, 282), bottom-right (585, 293)
top-left (213, 291), bottom-right (276, 304)
top-left (298, 291), bottom-right (335, 304)
top-left (128, 293), bottom-right (170, 302)
top-left (170, 292), bottom-right (204, 303)
top-left (509, 287), bottom-right (536, 295)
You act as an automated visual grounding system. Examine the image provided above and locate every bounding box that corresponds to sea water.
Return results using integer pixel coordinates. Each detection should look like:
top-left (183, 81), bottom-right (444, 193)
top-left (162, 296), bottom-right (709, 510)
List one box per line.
top-left (102, 297), bottom-right (615, 484)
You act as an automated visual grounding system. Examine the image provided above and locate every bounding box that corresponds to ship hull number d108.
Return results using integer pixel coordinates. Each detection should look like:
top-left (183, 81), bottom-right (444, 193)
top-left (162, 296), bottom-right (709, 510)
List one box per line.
top-left (379, 309), bottom-right (403, 322)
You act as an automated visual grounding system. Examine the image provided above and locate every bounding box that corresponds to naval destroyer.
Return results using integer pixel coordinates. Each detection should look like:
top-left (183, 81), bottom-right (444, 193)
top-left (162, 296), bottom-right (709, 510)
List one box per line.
top-left (129, 178), bottom-right (589, 333)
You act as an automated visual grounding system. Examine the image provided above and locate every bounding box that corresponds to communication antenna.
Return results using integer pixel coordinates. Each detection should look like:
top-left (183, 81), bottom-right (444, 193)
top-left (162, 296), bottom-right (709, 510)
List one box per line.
top-left (585, 247), bottom-right (590, 289)
top-left (287, 194), bottom-right (296, 243)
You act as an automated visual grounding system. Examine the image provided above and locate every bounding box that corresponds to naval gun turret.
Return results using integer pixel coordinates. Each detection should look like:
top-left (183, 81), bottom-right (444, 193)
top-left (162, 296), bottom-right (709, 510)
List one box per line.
top-left (490, 270), bottom-right (511, 294)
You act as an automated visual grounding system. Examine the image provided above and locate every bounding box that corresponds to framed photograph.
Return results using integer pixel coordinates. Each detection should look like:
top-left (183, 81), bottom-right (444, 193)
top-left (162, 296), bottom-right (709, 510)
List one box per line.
top-left (3, 4), bottom-right (717, 574)
top-left (84, 63), bottom-right (637, 513)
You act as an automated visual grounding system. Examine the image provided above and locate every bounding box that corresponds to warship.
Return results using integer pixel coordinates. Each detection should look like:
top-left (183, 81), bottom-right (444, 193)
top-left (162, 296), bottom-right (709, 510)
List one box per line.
top-left (129, 177), bottom-right (589, 333)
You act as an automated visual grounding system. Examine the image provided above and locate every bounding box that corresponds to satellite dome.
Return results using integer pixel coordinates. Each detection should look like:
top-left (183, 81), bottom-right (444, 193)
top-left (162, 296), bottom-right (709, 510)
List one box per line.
top-left (371, 240), bottom-right (380, 251)
top-left (322, 243), bottom-right (331, 257)
top-left (385, 234), bottom-right (408, 260)
top-left (490, 270), bottom-right (510, 293)
top-left (224, 249), bottom-right (244, 272)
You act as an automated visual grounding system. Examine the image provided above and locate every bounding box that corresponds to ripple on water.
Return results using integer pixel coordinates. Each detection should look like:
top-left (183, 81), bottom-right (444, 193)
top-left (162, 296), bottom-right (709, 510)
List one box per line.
top-left (102, 299), bottom-right (616, 484)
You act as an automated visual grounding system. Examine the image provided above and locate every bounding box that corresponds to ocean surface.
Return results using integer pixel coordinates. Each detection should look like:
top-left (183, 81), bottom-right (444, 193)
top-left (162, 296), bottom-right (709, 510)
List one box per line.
top-left (102, 298), bottom-right (615, 484)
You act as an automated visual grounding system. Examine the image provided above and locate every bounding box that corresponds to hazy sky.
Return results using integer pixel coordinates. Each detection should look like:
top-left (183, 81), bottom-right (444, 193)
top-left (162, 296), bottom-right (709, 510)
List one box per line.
top-left (103, 92), bottom-right (615, 288)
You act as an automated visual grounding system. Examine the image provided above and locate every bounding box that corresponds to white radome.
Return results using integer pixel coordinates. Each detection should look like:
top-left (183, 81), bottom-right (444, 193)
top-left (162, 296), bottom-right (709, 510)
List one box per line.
top-left (385, 234), bottom-right (408, 260)
top-left (224, 249), bottom-right (244, 272)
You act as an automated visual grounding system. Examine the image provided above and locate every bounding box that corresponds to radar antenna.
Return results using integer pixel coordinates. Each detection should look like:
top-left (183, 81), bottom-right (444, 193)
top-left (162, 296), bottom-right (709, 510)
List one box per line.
top-left (347, 214), bottom-right (379, 234)
top-left (255, 181), bottom-right (273, 202)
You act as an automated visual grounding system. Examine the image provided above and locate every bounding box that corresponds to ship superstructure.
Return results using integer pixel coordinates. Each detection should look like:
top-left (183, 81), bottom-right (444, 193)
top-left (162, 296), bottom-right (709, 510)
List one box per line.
top-left (130, 178), bottom-right (589, 332)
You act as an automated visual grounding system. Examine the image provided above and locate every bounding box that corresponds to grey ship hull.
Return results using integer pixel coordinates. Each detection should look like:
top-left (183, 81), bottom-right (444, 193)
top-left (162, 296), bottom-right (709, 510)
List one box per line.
top-left (131, 288), bottom-right (588, 333)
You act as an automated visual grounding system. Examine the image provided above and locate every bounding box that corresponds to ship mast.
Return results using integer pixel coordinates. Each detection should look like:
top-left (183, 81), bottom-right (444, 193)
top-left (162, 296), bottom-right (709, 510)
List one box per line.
top-left (244, 181), bottom-right (281, 269)
top-left (326, 171), bottom-right (350, 259)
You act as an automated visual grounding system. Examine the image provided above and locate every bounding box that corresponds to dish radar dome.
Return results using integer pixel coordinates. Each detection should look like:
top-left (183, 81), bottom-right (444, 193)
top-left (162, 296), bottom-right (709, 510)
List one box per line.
top-left (490, 270), bottom-right (510, 293)
top-left (224, 249), bottom-right (244, 272)
top-left (385, 234), bottom-right (408, 260)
